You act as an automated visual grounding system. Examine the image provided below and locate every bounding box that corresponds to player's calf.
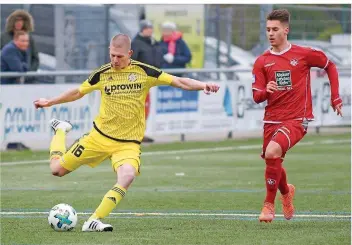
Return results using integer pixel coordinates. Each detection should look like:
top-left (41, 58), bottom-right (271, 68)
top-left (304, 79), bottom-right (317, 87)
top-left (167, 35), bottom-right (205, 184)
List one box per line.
top-left (49, 118), bottom-right (73, 177)
top-left (262, 140), bottom-right (284, 207)
top-left (264, 158), bottom-right (283, 204)
top-left (86, 162), bottom-right (136, 223)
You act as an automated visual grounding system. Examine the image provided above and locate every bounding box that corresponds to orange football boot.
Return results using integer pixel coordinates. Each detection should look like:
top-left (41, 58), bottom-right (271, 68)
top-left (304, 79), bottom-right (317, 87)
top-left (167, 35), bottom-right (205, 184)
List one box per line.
top-left (280, 184), bottom-right (295, 220)
top-left (259, 202), bottom-right (275, 223)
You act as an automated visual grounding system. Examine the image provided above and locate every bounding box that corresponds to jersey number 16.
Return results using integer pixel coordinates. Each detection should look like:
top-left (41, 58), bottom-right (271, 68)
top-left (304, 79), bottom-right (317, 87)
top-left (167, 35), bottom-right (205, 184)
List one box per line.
top-left (72, 144), bottom-right (85, 157)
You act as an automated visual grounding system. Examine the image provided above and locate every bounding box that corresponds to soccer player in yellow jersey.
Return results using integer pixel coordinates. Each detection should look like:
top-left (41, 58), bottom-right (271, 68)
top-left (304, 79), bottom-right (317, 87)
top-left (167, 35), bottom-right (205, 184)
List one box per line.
top-left (34, 34), bottom-right (219, 232)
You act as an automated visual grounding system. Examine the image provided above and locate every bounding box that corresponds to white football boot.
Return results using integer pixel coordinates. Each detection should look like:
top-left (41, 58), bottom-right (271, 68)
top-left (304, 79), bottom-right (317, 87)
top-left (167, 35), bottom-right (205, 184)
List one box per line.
top-left (82, 219), bottom-right (113, 232)
top-left (50, 118), bottom-right (72, 133)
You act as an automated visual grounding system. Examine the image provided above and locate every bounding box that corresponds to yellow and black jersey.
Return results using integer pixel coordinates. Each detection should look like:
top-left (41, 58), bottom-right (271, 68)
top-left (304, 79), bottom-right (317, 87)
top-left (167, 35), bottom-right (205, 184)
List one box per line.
top-left (79, 60), bottom-right (173, 144)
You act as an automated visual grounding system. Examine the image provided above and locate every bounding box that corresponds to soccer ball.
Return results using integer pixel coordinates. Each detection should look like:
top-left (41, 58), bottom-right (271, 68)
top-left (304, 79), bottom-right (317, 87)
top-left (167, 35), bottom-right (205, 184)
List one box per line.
top-left (48, 203), bottom-right (78, 231)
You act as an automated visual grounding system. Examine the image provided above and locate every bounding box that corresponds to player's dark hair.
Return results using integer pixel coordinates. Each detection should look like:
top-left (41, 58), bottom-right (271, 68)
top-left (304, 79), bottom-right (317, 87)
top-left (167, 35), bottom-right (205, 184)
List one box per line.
top-left (267, 9), bottom-right (290, 25)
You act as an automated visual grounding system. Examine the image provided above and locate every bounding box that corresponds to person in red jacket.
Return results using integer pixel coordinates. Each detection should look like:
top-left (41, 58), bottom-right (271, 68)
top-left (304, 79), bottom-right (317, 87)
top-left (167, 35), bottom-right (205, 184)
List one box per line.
top-left (160, 21), bottom-right (192, 74)
top-left (252, 9), bottom-right (343, 223)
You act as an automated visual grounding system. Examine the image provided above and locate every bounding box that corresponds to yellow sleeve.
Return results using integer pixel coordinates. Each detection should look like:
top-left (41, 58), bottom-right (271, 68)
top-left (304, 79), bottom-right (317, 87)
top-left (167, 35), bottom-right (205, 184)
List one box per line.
top-left (79, 80), bottom-right (100, 95)
top-left (148, 72), bottom-right (173, 87)
top-left (78, 65), bottom-right (107, 94)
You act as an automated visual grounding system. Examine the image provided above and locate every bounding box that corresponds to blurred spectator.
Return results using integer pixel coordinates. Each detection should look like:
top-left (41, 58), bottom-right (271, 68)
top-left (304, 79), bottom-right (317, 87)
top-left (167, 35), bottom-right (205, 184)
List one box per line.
top-left (160, 21), bottom-right (192, 74)
top-left (0, 9), bottom-right (39, 71)
top-left (1, 31), bottom-right (30, 84)
top-left (64, 15), bottom-right (76, 69)
top-left (86, 41), bottom-right (99, 69)
top-left (131, 20), bottom-right (163, 68)
top-left (132, 20), bottom-right (163, 143)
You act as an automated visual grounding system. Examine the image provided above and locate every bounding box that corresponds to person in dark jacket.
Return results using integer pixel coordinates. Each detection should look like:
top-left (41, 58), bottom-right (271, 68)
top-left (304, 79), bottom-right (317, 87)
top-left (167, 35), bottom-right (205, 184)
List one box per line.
top-left (131, 20), bottom-right (163, 143)
top-left (1, 31), bottom-right (30, 84)
top-left (160, 21), bottom-right (192, 72)
top-left (0, 9), bottom-right (39, 71)
top-left (131, 20), bottom-right (163, 68)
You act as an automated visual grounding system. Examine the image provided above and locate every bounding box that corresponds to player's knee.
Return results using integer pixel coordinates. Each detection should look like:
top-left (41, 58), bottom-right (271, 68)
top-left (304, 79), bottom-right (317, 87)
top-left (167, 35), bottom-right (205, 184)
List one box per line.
top-left (52, 170), bottom-right (63, 177)
top-left (265, 150), bottom-right (280, 159)
top-left (50, 162), bottom-right (69, 177)
top-left (121, 174), bottom-right (135, 185)
top-left (117, 164), bottom-right (136, 187)
top-left (51, 168), bottom-right (68, 177)
top-left (265, 143), bottom-right (282, 159)
top-left (120, 170), bottom-right (135, 183)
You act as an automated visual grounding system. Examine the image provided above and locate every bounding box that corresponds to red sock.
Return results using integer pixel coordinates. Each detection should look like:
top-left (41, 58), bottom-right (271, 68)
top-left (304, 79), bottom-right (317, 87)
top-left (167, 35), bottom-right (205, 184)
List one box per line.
top-left (264, 158), bottom-right (282, 204)
top-left (278, 167), bottom-right (289, 195)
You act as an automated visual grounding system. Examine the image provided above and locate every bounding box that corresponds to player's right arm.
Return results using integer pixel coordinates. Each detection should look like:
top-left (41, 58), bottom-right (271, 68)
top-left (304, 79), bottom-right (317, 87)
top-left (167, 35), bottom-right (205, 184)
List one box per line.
top-left (34, 68), bottom-right (102, 109)
top-left (34, 88), bottom-right (84, 108)
top-left (252, 57), bottom-right (274, 103)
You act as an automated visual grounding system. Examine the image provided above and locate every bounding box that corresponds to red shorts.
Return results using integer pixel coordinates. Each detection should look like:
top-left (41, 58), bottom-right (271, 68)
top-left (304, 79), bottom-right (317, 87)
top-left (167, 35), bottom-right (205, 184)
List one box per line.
top-left (261, 120), bottom-right (308, 159)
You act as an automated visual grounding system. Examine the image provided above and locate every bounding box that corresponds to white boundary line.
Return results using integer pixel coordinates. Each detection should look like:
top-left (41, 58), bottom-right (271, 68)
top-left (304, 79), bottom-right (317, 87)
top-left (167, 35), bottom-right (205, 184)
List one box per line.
top-left (0, 211), bottom-right (350, 219)
top-left (1, 139), bottom-right (350, 166)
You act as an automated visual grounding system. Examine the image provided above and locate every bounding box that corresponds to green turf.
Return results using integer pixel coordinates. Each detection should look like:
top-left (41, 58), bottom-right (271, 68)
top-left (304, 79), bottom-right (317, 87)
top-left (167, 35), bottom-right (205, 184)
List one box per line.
top-left (1, 133), bottom-right (351, 245)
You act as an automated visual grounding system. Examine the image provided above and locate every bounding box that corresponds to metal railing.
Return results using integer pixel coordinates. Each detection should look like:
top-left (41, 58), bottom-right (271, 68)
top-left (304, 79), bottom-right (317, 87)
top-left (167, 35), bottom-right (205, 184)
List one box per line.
top-left (0, 68), bottom-right (250, 78)
top-left (0, 68), bottom-right (254, 84)
top-left (0, 67), bottom-right (350, 80)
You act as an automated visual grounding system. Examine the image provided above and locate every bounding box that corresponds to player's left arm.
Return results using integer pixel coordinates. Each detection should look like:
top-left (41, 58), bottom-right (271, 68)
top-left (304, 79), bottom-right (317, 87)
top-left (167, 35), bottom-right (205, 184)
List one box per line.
top-left (170, 75), bottom-right (219, 94)
top-left (34, 68), bottom-right (102, 109)
top-left (148, 68), bottom-right (219, 94)
top-left (306, 48), bottom-right (343, 116)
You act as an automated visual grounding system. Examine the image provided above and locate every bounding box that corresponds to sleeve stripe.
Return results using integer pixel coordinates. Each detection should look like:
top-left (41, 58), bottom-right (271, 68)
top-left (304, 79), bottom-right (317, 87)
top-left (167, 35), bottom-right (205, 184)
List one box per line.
top-left (252, 87), bottom-right (263, 91)
top-left (88, 63), bottom-right (110, 79)
top-left (131, 59), bottom-right (162, 72)
top-left (88, 63), bottom-right (111, 81)
top-left (277, 129), bottom-right (291, 149)
top-left (88, 65), bottom-right (110, 85)
top-left (132, 60), bottom-right (162, 78)
top-left (323, 59), bottom-right (329, 69)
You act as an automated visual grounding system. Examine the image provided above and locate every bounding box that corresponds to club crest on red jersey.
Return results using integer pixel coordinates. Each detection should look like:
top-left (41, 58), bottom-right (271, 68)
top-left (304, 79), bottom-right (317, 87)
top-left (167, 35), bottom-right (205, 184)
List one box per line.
top-left (290, 59), bottom-right (298, 66)
top-left (267, 178), bottom-right (276, 185)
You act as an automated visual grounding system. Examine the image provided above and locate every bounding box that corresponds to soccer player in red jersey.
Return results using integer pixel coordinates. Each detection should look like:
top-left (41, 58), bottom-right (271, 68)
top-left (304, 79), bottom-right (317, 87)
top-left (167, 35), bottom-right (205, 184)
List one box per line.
top-left (252, 9), bottom-right (343, 223)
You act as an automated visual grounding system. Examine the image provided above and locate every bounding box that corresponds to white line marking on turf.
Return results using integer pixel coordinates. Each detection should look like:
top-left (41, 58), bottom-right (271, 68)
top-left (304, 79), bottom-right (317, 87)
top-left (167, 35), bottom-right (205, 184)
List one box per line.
top-left (0, 211), bottom-right (350, 219)
top-left (0, 159), bottom-right (49, 165)
top-left (1, 139), bottom-right (350, 166)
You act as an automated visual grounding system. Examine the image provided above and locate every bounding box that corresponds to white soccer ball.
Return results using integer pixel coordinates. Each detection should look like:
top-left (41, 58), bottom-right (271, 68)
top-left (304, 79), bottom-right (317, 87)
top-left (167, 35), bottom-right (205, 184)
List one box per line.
top-left (48, 203), bottom-right (78, 231)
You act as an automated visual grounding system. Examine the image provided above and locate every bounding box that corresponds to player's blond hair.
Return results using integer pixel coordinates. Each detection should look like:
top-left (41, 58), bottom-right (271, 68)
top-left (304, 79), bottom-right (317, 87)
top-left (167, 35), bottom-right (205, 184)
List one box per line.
top-left (110, 34), bottom-right (131, 51)
top-left (267, 9), bottom-right (290, 25)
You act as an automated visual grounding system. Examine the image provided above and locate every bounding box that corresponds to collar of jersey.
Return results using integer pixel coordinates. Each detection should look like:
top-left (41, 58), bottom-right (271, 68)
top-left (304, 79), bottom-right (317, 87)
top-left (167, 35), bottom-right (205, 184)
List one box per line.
top-left (111, 60), bottom-right (132, 71)
top-left (269, 43), bottom-right (292, 56)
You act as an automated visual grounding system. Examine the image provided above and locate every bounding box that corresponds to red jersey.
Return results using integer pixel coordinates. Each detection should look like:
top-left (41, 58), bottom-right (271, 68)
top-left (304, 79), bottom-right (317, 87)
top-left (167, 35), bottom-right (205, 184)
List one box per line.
top-left (252, 44), bottom-right (329, 123)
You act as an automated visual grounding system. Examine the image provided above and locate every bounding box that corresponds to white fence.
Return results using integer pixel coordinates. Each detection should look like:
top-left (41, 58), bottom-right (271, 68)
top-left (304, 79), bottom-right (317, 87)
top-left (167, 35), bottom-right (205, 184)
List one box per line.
top-left (0, 76), bottom-right (350, 150)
